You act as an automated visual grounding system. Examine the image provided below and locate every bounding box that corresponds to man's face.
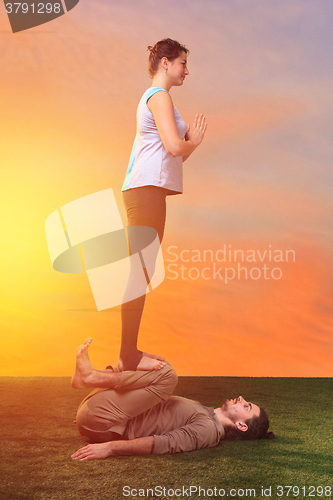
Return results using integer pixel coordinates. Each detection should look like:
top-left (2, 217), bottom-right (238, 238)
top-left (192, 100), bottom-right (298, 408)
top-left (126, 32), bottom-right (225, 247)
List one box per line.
top-left (222, 396), bottom-right (260, 425)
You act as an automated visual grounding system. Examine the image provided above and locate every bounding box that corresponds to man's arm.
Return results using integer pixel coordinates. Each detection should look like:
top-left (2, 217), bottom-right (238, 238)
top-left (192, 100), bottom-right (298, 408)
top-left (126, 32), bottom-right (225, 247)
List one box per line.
top-left (71, 437), bottom-right (154, 461)
top-left (153, 413), bottom-right (222, 455)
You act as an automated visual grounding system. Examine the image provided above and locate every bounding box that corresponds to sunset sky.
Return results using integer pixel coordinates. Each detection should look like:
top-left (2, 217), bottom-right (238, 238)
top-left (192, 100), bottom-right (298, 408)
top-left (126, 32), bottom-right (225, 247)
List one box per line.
top-left (1, 0), bottom-right (332, 376)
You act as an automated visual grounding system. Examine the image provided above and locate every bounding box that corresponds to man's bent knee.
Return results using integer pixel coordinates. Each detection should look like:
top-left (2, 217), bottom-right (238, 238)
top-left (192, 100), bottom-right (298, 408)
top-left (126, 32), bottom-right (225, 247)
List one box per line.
top-left (148, 363), bottom-right (178, 400)
top-left (163, 364), bottom-right (178, 392)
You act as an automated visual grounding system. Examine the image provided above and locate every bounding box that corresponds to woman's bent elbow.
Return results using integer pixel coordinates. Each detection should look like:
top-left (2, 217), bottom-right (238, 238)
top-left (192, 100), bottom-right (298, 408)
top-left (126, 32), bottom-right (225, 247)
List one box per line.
top-left (166, 147), bottom-right (179, 157)
top-left (167, 145), bottom-right (182, 157)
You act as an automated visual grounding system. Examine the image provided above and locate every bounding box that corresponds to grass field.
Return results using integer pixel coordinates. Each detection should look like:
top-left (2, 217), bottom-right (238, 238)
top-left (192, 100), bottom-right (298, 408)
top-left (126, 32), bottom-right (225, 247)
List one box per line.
top-left (0, 376), bottom-right (332, 500)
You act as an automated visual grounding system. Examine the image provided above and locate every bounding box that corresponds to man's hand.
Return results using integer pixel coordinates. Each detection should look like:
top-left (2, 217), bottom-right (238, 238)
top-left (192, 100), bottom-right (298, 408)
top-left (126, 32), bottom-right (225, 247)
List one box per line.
top-left (71, 442), bottom-right (113, 461)
top-left (71, 436), bottom-right (155, 461)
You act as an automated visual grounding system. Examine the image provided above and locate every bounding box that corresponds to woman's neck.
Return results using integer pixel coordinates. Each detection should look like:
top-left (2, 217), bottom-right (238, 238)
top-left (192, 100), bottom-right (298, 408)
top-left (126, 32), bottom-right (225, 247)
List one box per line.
top-left (151, 74), bottom-right (172, 92)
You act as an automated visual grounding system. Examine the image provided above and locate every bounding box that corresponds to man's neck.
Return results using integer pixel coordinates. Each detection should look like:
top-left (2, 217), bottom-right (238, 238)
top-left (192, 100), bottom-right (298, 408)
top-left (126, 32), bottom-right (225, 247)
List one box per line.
top-left (214, 407), bottom-right (233, 429)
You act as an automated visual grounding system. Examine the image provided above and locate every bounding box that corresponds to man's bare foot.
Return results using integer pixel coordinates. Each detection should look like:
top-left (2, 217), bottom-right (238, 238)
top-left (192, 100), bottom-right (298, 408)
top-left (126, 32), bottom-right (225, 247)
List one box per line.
top-left (71, 338), bottom-right (94, 388)
top-left (118, 355), bottom-right (166, 372)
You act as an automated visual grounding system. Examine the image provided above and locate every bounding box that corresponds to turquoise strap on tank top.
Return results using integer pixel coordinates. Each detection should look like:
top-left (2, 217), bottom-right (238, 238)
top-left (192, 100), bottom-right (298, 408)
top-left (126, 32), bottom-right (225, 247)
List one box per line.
top-left (145, 86), bottom-right (170, 102)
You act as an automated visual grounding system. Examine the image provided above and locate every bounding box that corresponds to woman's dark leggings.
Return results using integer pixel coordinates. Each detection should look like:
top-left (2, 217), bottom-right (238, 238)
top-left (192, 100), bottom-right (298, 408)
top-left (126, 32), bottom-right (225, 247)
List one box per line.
top-left (120, 186), bottom-right (168, 370)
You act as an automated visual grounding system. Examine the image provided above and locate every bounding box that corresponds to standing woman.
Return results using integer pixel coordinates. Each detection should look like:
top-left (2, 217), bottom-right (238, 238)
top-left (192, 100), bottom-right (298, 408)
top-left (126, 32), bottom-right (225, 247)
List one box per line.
top-left (120, 38), bottom-right (207, 372)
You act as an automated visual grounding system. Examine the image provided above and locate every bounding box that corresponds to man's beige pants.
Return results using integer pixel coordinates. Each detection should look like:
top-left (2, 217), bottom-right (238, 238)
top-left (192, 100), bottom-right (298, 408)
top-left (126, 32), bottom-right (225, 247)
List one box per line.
top-left (76, 363), bottom-right (177, 443)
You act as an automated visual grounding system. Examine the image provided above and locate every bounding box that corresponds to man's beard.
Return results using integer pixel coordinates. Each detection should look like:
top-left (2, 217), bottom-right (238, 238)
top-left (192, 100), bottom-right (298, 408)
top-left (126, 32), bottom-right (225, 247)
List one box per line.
top-left (221, 399), bottom-right (229, 411)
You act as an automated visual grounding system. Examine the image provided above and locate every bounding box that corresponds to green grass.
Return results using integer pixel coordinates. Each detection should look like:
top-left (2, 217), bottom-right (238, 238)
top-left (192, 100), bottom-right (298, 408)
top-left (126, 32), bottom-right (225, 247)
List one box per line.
top-left (0, 377), bottom-right (332, 500)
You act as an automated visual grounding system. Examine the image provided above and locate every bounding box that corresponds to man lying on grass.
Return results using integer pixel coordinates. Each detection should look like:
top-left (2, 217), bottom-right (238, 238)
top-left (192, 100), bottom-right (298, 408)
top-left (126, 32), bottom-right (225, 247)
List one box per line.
top-left (71, 338), bottom-right (274, 461)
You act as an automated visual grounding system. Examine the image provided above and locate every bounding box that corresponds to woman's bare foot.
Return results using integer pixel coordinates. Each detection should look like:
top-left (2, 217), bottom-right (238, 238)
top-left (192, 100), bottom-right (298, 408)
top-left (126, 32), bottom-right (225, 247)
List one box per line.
top-left (71, 338), bottom-right (94, 388)
top-left (142, 352), bottom-right (165, 361)
top-left (118, 355), bottom-right (166, 372)
top-left (137, 356), bottom-right (166, 371)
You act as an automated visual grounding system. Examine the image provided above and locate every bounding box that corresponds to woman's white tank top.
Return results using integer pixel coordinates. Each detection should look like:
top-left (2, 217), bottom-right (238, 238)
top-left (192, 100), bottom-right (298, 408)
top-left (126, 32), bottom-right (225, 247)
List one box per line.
top-left (122, 87), bottom-right (187, 194)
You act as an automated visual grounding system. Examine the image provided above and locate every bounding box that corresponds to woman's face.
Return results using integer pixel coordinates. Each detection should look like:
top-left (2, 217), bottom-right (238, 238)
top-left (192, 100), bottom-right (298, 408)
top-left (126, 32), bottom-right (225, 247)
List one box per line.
top-left (166, 51), bottom-right (189, 86)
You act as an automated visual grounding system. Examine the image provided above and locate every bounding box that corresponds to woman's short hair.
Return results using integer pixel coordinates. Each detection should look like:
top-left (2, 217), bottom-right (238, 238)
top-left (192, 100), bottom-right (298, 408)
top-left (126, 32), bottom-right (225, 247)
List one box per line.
top-left (147, 38), bottom-right (189, 78)
top-left (224, 407), bottom-right (275, 441)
